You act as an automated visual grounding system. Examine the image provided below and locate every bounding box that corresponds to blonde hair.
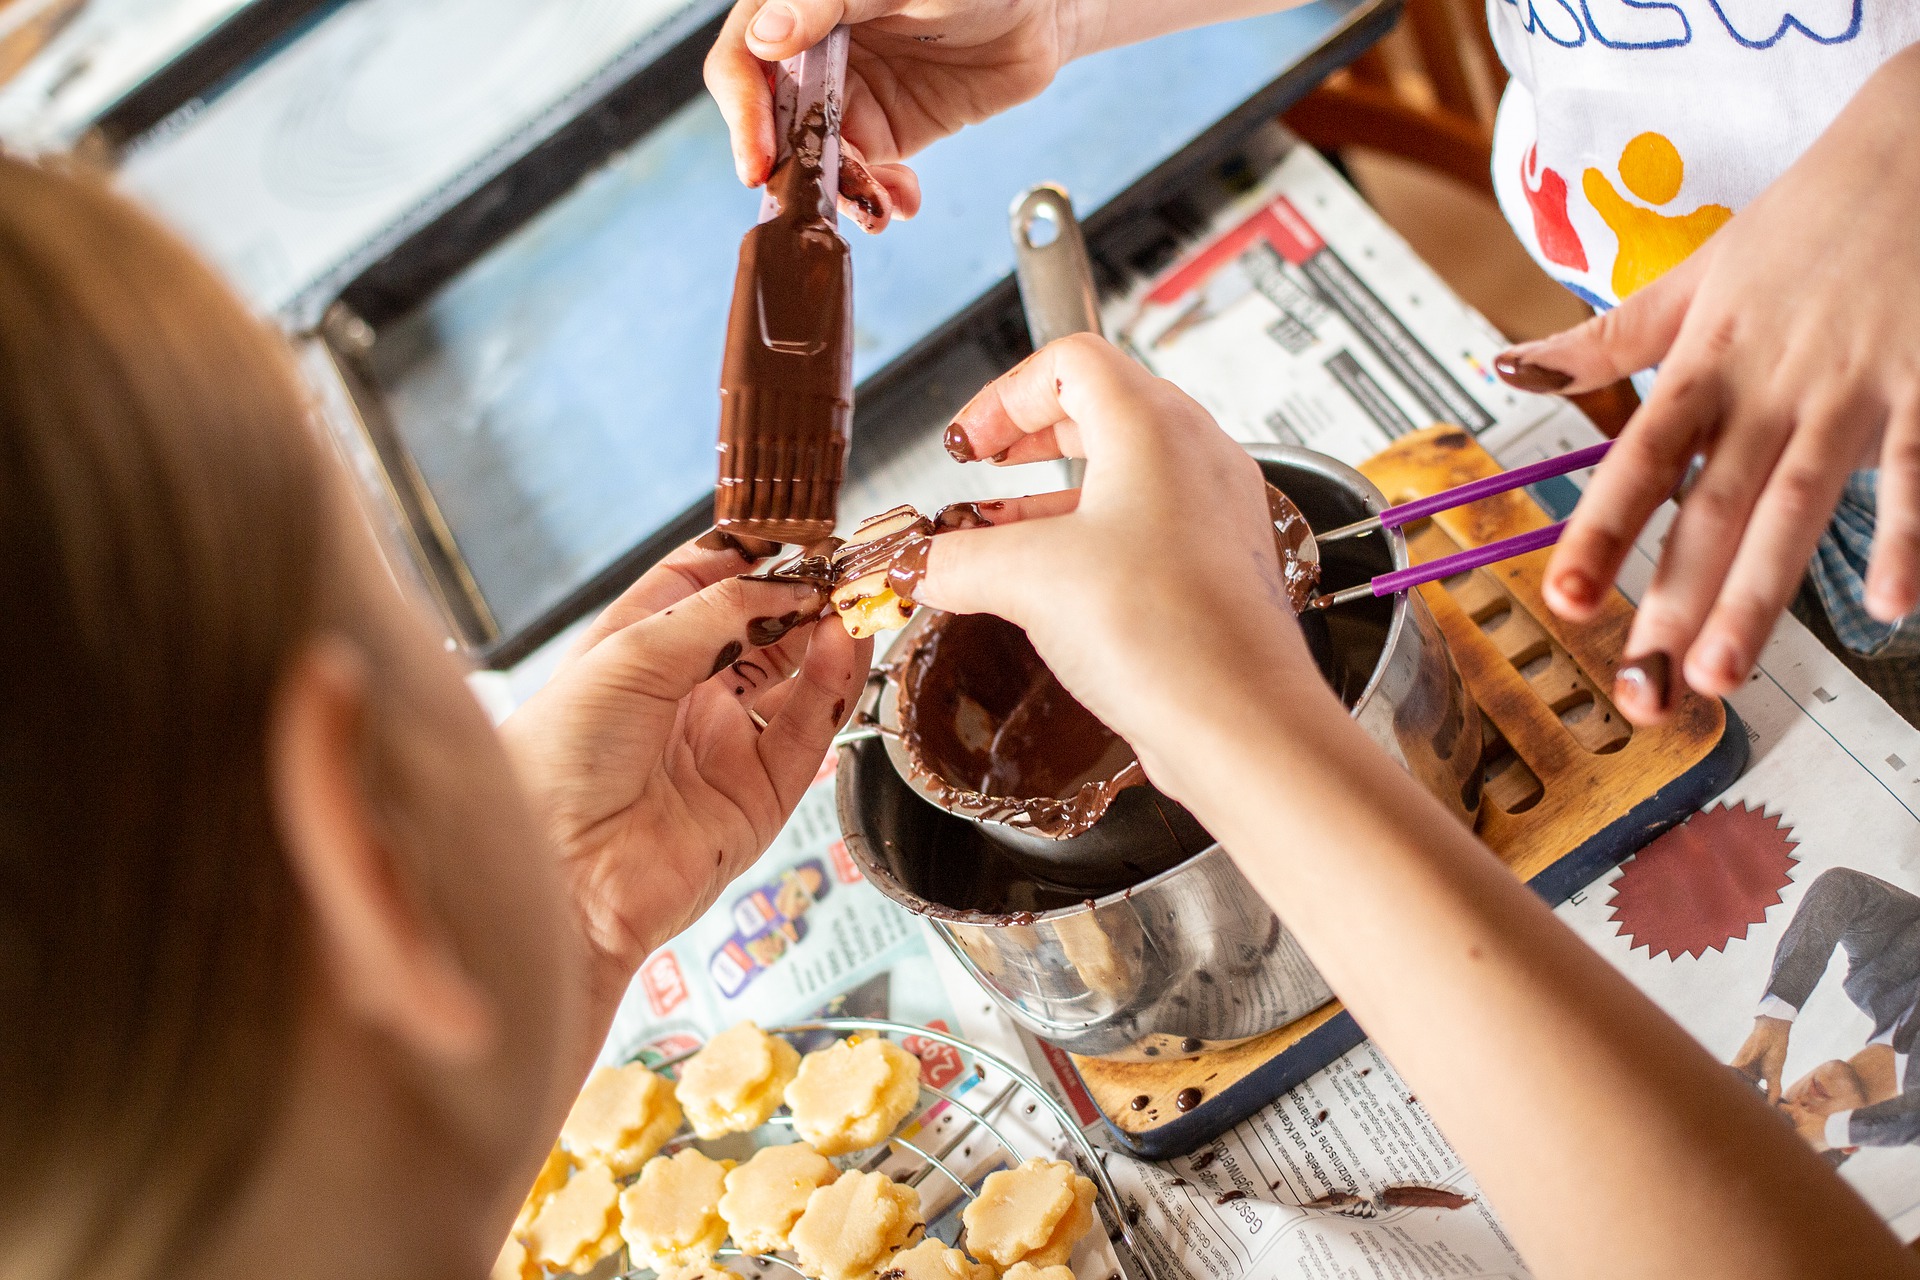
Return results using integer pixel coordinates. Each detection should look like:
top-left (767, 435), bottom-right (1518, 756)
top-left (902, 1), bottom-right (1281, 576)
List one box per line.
top-left (0, 153), bottom-right (326, 1278)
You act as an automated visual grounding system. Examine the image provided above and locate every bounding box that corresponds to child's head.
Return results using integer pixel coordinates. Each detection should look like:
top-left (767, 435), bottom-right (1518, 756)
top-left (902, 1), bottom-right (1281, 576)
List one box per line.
top-left (0, 154), bottom-right (580, 1277)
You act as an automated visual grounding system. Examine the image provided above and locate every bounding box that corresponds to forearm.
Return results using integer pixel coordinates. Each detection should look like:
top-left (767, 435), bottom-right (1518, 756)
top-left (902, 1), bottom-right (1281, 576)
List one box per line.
top-left (1066, 0), bottom-right (1314, 58)
top-left (1157, 697), bottom-right (1914, 1280)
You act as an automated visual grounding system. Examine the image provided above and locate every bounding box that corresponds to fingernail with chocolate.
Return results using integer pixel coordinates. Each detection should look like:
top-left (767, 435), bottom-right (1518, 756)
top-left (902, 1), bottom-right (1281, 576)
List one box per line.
top-left (1493, 349), bottom-right (1575, 394)
top-left (1614, 651), bottom-right (1673, 714)
top-left (886, 538), bottom-right (932, 603)
top-left (838, 151), bottom-right (890, 233)
top-left (943, 422), bottom-right (975, 463)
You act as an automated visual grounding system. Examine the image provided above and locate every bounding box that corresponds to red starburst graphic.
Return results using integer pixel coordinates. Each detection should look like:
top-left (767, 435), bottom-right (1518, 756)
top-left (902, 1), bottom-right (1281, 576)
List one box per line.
top-left (1605, 802), bottom-right (1799, 960)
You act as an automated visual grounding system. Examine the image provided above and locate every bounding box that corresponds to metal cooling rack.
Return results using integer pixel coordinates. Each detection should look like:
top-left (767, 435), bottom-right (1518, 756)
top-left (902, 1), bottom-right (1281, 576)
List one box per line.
top-left (610, 1017), bottom-right (1160, 1280)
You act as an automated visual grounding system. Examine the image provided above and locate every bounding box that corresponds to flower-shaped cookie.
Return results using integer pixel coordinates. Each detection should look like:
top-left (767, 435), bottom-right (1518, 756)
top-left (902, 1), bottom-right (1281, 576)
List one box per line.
top-left (1003, 1264), bottom-right (1077, 1280)
top-left (961, 1159), bottom-right (1097, 1270)
top-left (789, 1170), bottom-right (924, 1280)
top-left (619, 1148), bottom-right (735, 1271)
top-left (522, 1161), bottom-right (623, 1275)
top-left (717, 1141), bottom-right (841, 1254)
top-left (878, 1236), bottom-right (995, 1280)
top-left (783, 1037), bottom-right (922, 1156)
top-left (561, 1061), bottom-right (683, 1176)
top-left (677, 1022), bottom-right (802, 1139)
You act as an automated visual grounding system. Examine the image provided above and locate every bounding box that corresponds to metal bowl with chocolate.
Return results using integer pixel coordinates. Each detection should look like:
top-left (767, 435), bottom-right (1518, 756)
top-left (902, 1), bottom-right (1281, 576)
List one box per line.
top-left (835, 445), bottom-right (1482, 1060)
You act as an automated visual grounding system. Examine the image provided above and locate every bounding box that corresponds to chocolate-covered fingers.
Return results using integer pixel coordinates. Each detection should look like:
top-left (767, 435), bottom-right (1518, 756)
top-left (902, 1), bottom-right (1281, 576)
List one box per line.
top-left (566, 531), bottom-right (785, 663)
top-left (704, 0), bottom-right (909, 190)
top-left (752, 619), bottom-right (870, 806)
top-left (591, 577), bottom-right (830, 710)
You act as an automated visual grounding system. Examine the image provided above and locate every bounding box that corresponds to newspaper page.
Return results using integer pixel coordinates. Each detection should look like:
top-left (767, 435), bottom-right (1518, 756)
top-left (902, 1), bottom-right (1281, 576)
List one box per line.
top-left (1020, 139), bottom-right (1920, 1278)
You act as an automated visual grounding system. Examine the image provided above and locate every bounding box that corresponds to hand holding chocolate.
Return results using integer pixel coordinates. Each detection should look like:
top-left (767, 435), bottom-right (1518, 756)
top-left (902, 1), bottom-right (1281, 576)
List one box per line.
top-left (755, 500), bottom-right (996, 639)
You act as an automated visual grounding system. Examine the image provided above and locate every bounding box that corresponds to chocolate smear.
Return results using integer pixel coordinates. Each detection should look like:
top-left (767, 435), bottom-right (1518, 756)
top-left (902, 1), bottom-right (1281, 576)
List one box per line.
top-left (710, 641), bottom-right (744, 677)
top-left (1376, 1185), bottom-right (1474, 1210)
top-left (897, 612), bottom-right (1144, 839)
top-left (748, 610), bottom-right (810, 647)
top-left (698, 527), bottom-right (784, 559)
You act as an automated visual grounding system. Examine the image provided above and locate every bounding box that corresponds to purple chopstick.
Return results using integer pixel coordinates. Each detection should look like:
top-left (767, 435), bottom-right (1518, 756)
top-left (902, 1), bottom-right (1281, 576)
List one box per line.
top-left (1310, 522), bottom-right (1567, 609)
top-left (1317, 440), bottom-right (1612, 543)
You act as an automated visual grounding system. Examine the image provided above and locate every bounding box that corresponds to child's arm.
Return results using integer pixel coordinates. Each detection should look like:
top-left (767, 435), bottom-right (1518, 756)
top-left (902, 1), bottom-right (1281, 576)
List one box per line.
top-left (1499, 45), bottom-right (1920, 726)
top-left (918, 335), bottom-right (1920, 1280)
top-left (702, 0), bottom-right (1310, 224)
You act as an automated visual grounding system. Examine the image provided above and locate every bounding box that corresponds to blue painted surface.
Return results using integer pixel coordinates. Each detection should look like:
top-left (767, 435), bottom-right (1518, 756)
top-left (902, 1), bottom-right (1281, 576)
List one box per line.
top-left (368, 1), bottom-right (1374, 638)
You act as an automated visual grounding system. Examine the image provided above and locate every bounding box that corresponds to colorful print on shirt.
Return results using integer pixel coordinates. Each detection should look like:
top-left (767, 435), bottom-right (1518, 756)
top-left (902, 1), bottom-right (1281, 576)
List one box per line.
top-left (1486, 1), bottom-right (1920, 308)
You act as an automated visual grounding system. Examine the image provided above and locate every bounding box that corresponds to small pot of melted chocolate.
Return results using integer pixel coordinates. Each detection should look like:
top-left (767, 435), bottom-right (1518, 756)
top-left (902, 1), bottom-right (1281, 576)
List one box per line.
top-left (835, 444), bottom-right (1483, 1063)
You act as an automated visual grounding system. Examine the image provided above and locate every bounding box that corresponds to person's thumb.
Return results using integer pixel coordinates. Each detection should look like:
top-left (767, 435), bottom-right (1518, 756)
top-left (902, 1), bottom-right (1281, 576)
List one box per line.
top-left (911, 521), bottom-right (1052, 626)
top-left (1493, 243), bottom-right (1712, 396)
top-left (745, 0), bottom-right (895, 60)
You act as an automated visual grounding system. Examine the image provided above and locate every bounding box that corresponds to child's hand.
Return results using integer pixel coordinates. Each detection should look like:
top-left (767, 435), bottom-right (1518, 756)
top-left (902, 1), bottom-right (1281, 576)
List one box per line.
top-left (703, 0), bottom-right (1075, 228)
top-left (908, 334), bottom-right (1329, 793)
top-left (501, 538), bottom-right (870, 981)
top-left (1495, 47), bottom-right (1920, 722)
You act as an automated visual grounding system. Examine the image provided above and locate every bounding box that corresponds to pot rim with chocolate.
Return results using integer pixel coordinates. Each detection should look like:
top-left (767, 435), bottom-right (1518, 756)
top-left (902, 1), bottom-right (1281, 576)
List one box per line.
top-left (833, 445), bottom-right (1485, 1059)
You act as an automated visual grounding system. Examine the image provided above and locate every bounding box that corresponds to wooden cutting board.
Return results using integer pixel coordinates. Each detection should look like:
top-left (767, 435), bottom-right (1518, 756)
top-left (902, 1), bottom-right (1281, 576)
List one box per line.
top-left (1068, 426), bottom-right (1748, 1159)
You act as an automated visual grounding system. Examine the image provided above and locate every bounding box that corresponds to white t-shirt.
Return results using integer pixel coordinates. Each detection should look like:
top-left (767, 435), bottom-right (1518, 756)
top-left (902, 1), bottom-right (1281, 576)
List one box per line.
top-left (1487, 1), bottom-right (1920, 309)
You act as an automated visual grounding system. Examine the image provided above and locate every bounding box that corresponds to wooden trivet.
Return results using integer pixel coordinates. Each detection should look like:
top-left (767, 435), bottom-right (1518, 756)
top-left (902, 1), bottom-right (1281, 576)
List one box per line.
top-left (1069, 426), bottom-right (1748, 1159)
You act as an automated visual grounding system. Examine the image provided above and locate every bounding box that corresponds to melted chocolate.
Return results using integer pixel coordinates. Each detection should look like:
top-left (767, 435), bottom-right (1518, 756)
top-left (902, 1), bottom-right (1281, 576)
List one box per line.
top-left (1129, 1094), bottom-right (1150, 1111)
top-left (898, 613), bottom-right (1144, 840)
top-left (747, 610), bottom-right (810, 647)
top-left (697, 527), bottom-right (784, 559)
top-left (716, 83), bottom-right (853, 543)
top-left (1265, 484), bottom-right (1321, 614)
top-left (1175, 1087), bottom-right (1204, 1112)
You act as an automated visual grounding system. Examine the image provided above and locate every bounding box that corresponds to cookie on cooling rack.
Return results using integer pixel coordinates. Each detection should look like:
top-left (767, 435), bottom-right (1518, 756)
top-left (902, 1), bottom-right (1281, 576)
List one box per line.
top-left (878, 1236), bottom-right (995, 1280)
top-left (561, 1061), bottom-right (683, 1175)
top-left (510, 1144), bottom-right (575, 1232)
top-left (1003, 1264), bottom-right (1078, 1280)
top-left (783, 1037), bottom-right (923, 1156)
top-left (654, 1262), bottom-right (744, 1280)
top-left (522, 1160), bottom-right (624, 1275)
top-left (718, 1141), bottom-right (841, 1254)
top-left (619, 1148), bottom-right (735, 1270)
top-left (789, 1169), bottom-right (925, 1280)
top-left (677, 1021), bottom-right (803, 1138)
top-left (961, 1158), bottom-right (1097, 1270)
